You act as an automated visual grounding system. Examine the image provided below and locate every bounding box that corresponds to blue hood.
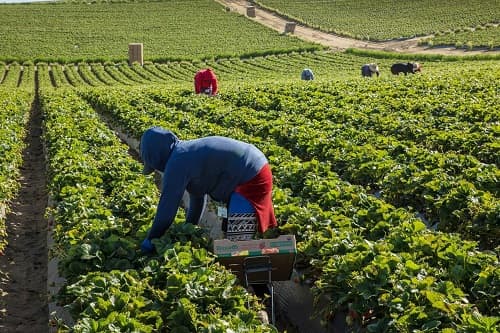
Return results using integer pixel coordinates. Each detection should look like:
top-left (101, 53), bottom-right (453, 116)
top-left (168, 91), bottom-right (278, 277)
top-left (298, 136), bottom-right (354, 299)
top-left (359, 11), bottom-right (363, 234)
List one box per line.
top-left (140, 127), bottom-right (179, 174)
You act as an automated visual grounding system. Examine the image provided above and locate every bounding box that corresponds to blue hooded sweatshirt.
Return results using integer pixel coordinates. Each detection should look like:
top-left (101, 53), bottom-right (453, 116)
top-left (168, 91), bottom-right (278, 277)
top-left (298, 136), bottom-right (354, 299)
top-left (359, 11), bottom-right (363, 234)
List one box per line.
top-left (140, 127), bottom-right (268, 239)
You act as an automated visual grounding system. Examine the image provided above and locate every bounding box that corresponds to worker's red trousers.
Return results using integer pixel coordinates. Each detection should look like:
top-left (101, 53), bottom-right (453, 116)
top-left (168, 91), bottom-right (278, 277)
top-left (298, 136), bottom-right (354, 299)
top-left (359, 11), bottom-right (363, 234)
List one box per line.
top-left (235, 164), bottom-right (277, 233)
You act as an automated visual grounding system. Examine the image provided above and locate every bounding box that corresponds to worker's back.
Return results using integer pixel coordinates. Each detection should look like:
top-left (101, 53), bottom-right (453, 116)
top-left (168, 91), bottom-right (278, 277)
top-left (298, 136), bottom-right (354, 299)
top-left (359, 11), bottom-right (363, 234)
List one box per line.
top-left (301, 68), bottom-right (314, 80)
top-left (194, 68), bottom-right (218, 94)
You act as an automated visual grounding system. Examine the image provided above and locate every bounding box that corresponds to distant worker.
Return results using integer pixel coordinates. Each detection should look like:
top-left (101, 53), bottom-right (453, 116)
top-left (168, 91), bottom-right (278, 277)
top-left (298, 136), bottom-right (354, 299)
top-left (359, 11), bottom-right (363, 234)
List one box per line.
top-left (194, 68), bottom-right (218, 95)
top-left (139, 127), bottom-right (278, 253)
top-left (390, 62), bottom-right (422, 75)
top-left (301, 68), bottom-right (314, 80)
top-left (361, 63), bottom-right (380, 77)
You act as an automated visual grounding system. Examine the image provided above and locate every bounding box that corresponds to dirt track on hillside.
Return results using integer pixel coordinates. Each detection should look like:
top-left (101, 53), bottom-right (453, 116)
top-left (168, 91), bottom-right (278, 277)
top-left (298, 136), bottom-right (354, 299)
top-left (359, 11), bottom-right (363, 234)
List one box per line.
top-left (217, 0), bottom-right (499, 56)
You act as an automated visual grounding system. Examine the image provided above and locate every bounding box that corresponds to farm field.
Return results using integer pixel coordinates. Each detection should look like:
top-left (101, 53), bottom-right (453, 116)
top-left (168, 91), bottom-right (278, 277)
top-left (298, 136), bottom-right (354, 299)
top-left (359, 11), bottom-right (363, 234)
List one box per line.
top-left (1, 55), bottom-right (499, 332)
top-left (0, 0), bottom-right (499, 332)
top-left (0, 0), bottom-right (320, 63)
top-left (254, 0), bottom-right (500, 46)
top-left (0, 51), bottom-right (456, 89)
top-left (2, 51), bottom-right (500, 89)
top-left (420, 24), bottom-right (500, 50)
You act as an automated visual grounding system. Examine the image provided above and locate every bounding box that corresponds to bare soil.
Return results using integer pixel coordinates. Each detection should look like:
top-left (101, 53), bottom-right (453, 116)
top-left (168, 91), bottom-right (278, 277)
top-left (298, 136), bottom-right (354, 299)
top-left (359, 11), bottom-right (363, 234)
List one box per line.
top-left (0, 87), bottom-right (49, 333)
top-left (218, 0), bottom-right (499, 56)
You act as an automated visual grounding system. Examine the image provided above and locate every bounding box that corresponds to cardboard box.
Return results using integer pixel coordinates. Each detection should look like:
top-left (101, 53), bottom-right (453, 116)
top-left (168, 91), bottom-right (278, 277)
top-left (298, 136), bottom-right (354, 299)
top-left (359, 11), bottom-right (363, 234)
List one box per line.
top-left (213, 235), bottom-right (296, 282)
top-left (128, 43), bottom-right (143, 65)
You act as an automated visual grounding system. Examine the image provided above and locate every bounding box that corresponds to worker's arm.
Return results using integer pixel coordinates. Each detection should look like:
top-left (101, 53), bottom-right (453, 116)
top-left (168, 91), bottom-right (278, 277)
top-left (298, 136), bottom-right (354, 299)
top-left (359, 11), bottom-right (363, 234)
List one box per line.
top-left (194, 74), bottom-right (201, 93)
top-left (185, 193), bottom-right (206, 225)
top-left (148, 172), bottom-right (187, 239)
top-left (210, 73), bottom-right (218, 95)
top-left (211, 77), bottom-right (218, 95)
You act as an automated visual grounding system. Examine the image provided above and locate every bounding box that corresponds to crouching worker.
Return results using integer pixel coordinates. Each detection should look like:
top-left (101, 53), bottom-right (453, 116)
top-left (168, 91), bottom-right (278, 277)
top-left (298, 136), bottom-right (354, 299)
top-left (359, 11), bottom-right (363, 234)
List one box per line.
top-left (139, 126), bottom-right (278, 253)
top-left (194, 68), bottom-right (218, 95)
top-left (361, 63), bottom-right (380, 77)
top-left (301, 68), bottom-right (314, 80)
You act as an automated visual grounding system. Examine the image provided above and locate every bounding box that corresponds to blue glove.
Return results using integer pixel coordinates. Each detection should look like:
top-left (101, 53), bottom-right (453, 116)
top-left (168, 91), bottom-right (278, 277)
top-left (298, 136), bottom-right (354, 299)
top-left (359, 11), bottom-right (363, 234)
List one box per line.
top-left (141, 238), bottom-right (154, 254)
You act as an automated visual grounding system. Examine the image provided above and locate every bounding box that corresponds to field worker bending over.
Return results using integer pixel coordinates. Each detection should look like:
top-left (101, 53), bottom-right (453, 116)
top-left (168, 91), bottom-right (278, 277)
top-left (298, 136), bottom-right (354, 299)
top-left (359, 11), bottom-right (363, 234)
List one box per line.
top-left (301, 68), bottom-right (314, 80)
top-left (194, 68), bottom-right (218, 95)
top-left (361, 63), bottom-right (380, 77)
top-left (139, 126), bottom-right (278, 253)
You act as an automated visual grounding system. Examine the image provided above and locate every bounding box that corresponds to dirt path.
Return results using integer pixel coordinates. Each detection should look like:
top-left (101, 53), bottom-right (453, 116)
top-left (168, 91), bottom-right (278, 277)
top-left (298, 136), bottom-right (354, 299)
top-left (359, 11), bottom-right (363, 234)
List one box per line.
top-left (218, 0), bottom-right (499, 56)
top-left (0, 80), bottom-right (49, 332)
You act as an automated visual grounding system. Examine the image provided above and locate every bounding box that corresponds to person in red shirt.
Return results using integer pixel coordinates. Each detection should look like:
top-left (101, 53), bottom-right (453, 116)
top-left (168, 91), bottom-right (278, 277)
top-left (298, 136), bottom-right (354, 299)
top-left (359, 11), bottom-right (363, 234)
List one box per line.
top-left (194, 68), bottom-right (218, 95)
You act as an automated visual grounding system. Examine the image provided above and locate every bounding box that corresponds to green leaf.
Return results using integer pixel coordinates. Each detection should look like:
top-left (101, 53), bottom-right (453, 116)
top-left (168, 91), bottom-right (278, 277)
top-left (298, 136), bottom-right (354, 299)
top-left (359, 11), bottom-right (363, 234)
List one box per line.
top-left (421, 319), bottom-right (441, 330)
top-left (422, 290), bottom-right (450, 314)
top-left (405, 260), bottom-right (420, 272)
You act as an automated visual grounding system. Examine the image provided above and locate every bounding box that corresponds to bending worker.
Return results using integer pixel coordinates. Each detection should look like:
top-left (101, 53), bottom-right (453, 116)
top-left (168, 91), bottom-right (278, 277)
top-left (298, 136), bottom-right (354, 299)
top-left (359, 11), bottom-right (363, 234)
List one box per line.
top-left (361, 63), bottom-right (380, 77)
top-left (140, 126), bottom-right (278, 253)
top-left (194, 68), bottom-right (218, 95)
top-left (301, 68), bottom-right (314, 80)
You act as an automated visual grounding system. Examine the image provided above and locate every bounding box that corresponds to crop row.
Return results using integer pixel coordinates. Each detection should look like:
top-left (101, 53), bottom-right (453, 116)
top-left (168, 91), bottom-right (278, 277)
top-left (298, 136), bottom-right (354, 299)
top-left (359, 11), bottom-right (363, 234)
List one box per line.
top-left (420, 25), bottom-right (500, 49)
top-left (38, 85), bottom-right (274, 332)
top-left (219, 74), bottom-right (499, 164)
top-left (75, 79), bottom-right (499, 250)
top-left (0, 62), bottom-right (35, 89)
top-left (185, 78), bottom-right (500, 249)
top-left (3, 53), bottom-right (499, 93)
top-left (0, 88), bottom-right (33, 254)
top-left (3, 50), bottom-right (474, 90)
top-left (1, 51), bottom-right (402, 88)
top-left (220, 78), bottom-right (499, 244)
top-left (78, 84), bottom-right (499, 331)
